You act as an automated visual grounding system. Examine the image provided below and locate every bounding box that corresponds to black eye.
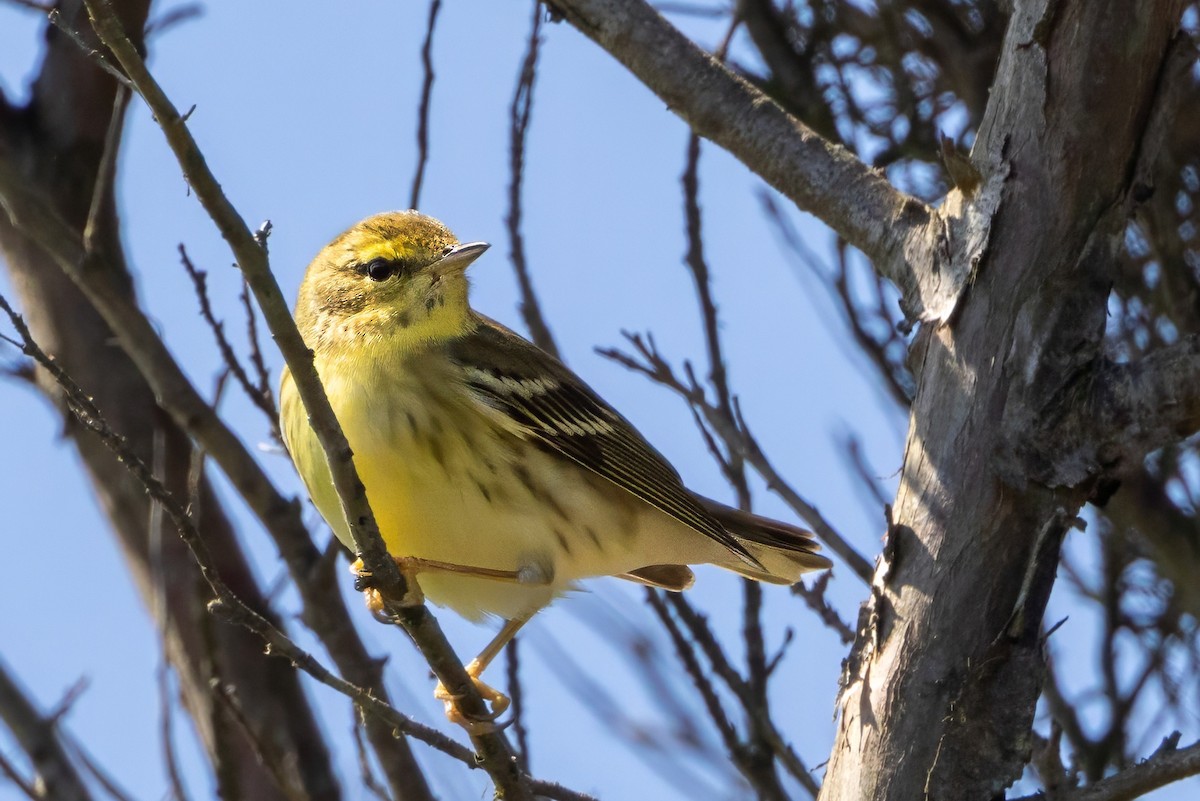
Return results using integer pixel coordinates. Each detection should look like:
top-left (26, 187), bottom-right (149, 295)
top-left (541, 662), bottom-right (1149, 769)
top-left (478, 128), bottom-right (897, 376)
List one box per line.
top-left (363, 259), bottom-right (395, 281)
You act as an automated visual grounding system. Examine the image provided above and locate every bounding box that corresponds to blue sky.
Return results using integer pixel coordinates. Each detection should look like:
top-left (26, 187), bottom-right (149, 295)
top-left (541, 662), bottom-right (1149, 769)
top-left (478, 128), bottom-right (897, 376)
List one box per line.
top-left (0, 2), bottom-right (1194, 800)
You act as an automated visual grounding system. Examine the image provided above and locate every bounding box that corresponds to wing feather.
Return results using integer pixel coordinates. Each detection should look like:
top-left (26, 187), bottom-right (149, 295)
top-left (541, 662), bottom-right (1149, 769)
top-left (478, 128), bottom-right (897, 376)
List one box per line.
top-left (448, 317), bottom-right (756, 564)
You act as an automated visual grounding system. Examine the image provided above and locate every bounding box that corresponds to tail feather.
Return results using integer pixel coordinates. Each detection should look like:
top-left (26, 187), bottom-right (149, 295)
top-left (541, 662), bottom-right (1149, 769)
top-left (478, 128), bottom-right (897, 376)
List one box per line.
top-left (694, 494), bottom-right (833, 583)
top-left (619, 564), bottom-right (696, 591)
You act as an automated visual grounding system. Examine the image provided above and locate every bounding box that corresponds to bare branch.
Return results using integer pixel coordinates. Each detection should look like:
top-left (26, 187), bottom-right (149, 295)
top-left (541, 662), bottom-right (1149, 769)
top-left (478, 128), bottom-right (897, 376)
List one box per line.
top-left (505, 638), bottom-right (531, 773)
top-left (180, 245), bottom-right (279, 432)
top-left (0, 748), bottom-right (39, 801)
top-left (408, 0), bottom-right (440, 210)
top-left (507, 1), bottom-right (558, 357)
top-left (78, 3), bottom-right (534, 794)
top-left (791, 572), bottom-right (855, 645)
top-left (600, 332), bottom-right (872, 580)
top-left (545, 0), bottom-right (981, 324)
top-left (156, 664), bottom-right (193, 801)
top-left (78, 0), bottom-right (400, 601)
top-left (0, 147), bottom-right (437, 800)
top-left (1016, 735), bottom-right (1200, 801)
top-left (0, 658), bottom-right (94, 801)
top-left (82, 85), bottom-right (127, 255)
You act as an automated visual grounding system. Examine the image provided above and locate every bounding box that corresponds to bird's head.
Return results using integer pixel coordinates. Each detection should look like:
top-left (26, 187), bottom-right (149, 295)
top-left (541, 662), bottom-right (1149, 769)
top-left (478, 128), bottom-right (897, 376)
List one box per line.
top-left (295, 211), bottom-right (489, 352)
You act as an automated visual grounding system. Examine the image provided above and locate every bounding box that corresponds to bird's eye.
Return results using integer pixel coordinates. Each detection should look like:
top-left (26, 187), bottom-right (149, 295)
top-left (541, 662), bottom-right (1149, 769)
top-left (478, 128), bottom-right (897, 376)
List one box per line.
top-left (363, 259), bottom-right (395, 281)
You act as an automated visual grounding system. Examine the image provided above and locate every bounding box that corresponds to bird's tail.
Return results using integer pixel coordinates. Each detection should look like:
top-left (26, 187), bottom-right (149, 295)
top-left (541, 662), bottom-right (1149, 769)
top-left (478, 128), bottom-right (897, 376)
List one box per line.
top-left (695, 495), bottom-right (832, 585)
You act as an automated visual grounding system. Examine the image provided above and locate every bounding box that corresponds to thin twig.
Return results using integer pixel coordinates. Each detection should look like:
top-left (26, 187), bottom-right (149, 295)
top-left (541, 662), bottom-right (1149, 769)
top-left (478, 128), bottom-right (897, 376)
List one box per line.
top-left (408, 0), bottom-right (441, 210)
top-left (791, 572), bottom-right (855, 645)
top-left (351, 722), bottom-right (394, 801)
top-left (677, 121), bottom-right (815, 794)
top-left (46, 678), bottom-right (89, 724)
top-left (0, 749), bottom-right (39, 801)
top-left (599, 333), bottom-right (873, 580)
top-left (506, 1), bottom-right (558, 358)
top-left (529, 617), bottom-right (726, 794)
top-left (238, 280), bottom-right (277, 424)
top-left (82, 85), bottom-right (128, 255)
top-left (179, 245), bottom-right (278, 429)
top-left (157, 663), bottom-right (192, 801)
top-left (0, 657), bottom-right (94, 801)
top-left (645, 591), bottom-right (739, 750)
top-left (45, 9), bottom-right (135, 90)
top-left (647, 592), bottom-right (792, 801)
top-left (66, 739), bottom-right (138, 801)
top-left (212, 682), bottom-right (305, 801)
top-left (506, 637), bottom-right (531, 773)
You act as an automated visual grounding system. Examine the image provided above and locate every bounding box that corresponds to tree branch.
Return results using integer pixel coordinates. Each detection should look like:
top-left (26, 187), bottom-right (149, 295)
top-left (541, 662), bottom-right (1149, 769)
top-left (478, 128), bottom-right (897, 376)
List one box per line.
top-left (408, 0), bottom-right (440, 210)
top-left (78, 0), bottom-right (399, 604)
top-left (0, 659), bottom-right (94, 801)
top-left (506, 0), bottom-right (558, 357)
top-left (77, 2), bottom-right (532, 795)
top-left (1015, 735), bottom-right (1200, 801)
top-left (545, 0), bottom-right (983, 324)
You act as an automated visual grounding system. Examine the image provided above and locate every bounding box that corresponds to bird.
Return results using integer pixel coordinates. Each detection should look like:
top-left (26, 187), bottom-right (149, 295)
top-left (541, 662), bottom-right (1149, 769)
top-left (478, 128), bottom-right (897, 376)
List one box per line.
top-left (279, 211), bottom-right (831, 728)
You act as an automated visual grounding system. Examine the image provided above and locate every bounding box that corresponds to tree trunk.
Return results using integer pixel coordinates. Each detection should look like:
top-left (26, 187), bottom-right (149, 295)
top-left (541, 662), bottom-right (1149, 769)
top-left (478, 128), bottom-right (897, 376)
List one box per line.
top-left (821, 2), bottom-right (1186, 799)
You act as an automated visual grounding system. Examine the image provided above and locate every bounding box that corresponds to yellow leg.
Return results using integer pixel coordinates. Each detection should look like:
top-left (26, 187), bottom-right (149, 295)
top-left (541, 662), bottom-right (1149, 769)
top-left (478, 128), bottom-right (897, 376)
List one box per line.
top-left (434, 615), bottom-right (533, 734)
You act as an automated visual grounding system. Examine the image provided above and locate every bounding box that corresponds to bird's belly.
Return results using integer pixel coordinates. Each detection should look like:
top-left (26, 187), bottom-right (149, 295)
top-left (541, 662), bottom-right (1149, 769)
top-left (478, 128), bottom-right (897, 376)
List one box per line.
top-left (323, 388), bottom-right (649, 621)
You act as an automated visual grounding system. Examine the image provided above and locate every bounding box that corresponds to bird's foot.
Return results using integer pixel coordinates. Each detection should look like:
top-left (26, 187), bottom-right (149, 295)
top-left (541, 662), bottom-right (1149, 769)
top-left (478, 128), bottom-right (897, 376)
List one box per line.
top-left (434, 658), bottom-right (511, 735)
top-left (350, 557), bottom-right (425, 615)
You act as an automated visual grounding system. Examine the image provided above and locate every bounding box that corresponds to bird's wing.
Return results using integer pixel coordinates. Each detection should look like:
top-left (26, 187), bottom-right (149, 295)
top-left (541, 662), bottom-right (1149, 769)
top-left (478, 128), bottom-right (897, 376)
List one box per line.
top-left (446, 317), bottom-right (756, 565)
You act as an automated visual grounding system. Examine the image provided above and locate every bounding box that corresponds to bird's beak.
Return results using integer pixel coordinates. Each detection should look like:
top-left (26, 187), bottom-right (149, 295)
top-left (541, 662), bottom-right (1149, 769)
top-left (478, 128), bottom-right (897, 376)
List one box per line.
top-left (434, 241), bottom-right (490, 276)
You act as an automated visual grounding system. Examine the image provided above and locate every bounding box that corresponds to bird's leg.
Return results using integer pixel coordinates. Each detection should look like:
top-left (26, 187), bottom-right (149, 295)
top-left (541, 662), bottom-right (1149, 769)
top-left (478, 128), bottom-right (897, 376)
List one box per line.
top-left (392, 556), bottom-right (551, 585)
top-left (435, 614), bottom-right (533, 734)
top-left (351, 556), bottom-right (551, 614)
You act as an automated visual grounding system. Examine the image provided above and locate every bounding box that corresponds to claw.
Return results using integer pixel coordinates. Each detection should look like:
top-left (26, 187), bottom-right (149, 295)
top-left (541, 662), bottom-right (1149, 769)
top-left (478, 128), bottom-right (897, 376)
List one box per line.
top-left (434, 660), bottom-right (512, 735)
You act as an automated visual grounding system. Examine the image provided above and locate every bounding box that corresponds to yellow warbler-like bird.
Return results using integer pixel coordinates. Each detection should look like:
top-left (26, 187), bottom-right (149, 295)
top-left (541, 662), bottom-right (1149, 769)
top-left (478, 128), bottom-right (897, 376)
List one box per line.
top-left (280, 211), bottom-right (830, 725)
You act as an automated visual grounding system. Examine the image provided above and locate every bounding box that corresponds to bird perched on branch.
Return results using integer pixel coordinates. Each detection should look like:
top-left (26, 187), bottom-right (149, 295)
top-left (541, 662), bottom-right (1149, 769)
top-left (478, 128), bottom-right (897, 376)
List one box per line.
top-left (280, 211), bottom-right (830, 729)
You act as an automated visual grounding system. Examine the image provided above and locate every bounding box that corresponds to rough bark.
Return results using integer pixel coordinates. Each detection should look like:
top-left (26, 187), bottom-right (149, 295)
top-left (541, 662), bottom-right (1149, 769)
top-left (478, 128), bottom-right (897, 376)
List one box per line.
top-left (0, 3), bottom-right (339, 798)
top-left (821, 3), bottom-right (1187, 800)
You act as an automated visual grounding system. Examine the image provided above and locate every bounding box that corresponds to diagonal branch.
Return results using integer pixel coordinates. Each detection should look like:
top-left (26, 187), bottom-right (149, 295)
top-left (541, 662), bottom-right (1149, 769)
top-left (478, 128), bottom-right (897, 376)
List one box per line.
top-left (545, 0), bottom-right (979, 323)
top-left (77, 0), bottom-right (398, 601)
top-left (1014, 734), bottom-right (1200, 801)
top-left (77, 2), bottom-right (532, 795)
top-left (0, 659), bottom-right (94, 801)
